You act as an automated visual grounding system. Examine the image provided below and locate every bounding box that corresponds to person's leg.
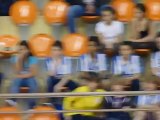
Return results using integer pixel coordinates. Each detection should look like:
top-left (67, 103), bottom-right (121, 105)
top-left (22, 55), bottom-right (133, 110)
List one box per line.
top-left (26, 77), bottom-right (38, 109)
top-left (67, 5), bottom-right (85, 33)
top-left (133, 111), bottom-right (146, 120)
top-left (47, 76), bottom-right (60, 92)
top-left (65, 80), bottom-right (79, 91)
top-left (131, 79), bottom-right (140, 91)
top-left (0, 72), bottom-right (3, 86)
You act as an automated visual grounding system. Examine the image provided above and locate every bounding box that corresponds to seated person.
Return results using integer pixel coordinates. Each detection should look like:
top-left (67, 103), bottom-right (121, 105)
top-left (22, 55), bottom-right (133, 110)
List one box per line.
top-left (66, 0), bottom-right (111, 33)
top-left (46, 41), bottom-right (78, 94)
top-left (63, 72), bottom-right (105, 120)
top-left (128, 3), bottom-right (157, 50)
top-left (79, 36), bottom-right (108, 81)
top-left (95, 6), bottom-right (124, 50)
top-left (10, 41), bottom-right (38, 109)
top-left (133, 80), bottom-right (160, 120)
top-left (104, 81), bottom-right (132, 120)
top-left (151, 32), bottom-right (160, 77)
top-left (112, 41), bottom-right (141, 91)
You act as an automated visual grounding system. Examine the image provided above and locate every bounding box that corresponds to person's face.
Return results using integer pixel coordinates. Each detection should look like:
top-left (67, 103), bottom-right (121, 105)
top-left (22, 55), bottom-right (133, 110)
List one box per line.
top-left (119, 45), bottom-right (133, 56)
top-left (134, 8), bottom-right (145, 19)
top-left (111, 84), bottom-right (124, 91)
top-left (88, 81), bottom-right (99, 91)
top-left (19, 45), bottom-right (29, 55)
top-left (156, 37), bottom-right (160, 49)
top-left (52, 46), bottom-right (62, 57)
top-left (143, 82), bottom-right (157, 91)
top-left (101, 11), bottom-right (114, 23)
top-left (88, 41), bottom-right (98, 53)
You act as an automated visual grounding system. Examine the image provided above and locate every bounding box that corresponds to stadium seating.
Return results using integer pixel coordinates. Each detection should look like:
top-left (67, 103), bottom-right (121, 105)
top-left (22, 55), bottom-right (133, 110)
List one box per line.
top-left (29, 34), bottom-right (55, 57)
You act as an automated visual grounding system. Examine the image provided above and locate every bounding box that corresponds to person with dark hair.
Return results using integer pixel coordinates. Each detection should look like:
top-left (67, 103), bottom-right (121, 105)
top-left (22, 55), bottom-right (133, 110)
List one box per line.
top-left (95, 6), bottom-right (124, 50)
top-left (63, 72), bottom-right (105, 120)
top-left (46, 41), bottom-right (78, 97)
top-left (151, 32), bottom-right (160, 78)
top-left (79, 36), bottom-right (108, 79)
top-left (66, 0), bottom-right (111, 33)
top-left (128, 3), bottom-right (157, 50)
top-left (112, 41), bottom-right (142, 91)
top-left (10, 41), bottom-right (38, 109)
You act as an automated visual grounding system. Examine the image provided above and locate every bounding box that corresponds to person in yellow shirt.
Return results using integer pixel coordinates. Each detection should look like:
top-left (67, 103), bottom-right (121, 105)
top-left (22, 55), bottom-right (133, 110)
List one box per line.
top-left (63, 72), bottom-right (105, 120)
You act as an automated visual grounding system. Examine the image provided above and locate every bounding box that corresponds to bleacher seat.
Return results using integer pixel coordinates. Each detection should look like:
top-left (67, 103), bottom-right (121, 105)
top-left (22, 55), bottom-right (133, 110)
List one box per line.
top-left (29, 105), bottom-right (59, 120)
top-left (29, 34), bottom-right (55, 57)
top-left (62, 33), bottom-right (88, 57)
top-left (111, 0), bottom-right (135, 22)
top-left (43, 0), bottom-right (69, 24)
top-left (0, 106), bottom-right (22, 120)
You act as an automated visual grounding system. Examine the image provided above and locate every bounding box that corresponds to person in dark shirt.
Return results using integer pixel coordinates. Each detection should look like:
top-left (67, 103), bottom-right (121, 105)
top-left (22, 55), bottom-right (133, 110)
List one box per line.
top-left (66, 0), bottom-right (111, 33)
top-left (104, 81), bottom-right (132, 120)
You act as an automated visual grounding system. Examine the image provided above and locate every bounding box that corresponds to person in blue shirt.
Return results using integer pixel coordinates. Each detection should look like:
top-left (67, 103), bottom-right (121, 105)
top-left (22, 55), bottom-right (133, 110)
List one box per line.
top-left (10, 41), bottom-right (38, 109)
top-left (112, 41), bottom-right (141, 91)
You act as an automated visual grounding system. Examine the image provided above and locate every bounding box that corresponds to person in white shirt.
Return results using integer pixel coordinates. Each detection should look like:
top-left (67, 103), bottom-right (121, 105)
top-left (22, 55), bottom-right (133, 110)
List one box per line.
top-left (80, 36), bottom-right (108, 79)
top-left (46, 41), bottom-right (78, 94)
top-left (113, 41), bottom-right (141, 91)
top-left (95, 6), bottom-right (124, 49)
top-left (134, 80), bottom-right (160, 120)
top-left (151, 33), bottom-right (160, 77)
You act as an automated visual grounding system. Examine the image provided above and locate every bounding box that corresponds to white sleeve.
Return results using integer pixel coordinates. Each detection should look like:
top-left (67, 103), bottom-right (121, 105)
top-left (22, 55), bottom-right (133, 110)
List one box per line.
top-left (95, 22), bottom-right (102, 34)
top-left (63, 57), bottom-right (72, 74)
top-left (151, 53), bottom-right (157, 68)
top-left (117, 22), bottom-right (124, 35)
top-left (112, 57), bottom-right (120, 75)
top-left (80, 55), bottom-right (89, 72)
top-left (132, 56), bottom-right (141, 74)
top-left (98, 54), bottom-right (107, 71)
top-left (137, 96), bottom-right (146, 106)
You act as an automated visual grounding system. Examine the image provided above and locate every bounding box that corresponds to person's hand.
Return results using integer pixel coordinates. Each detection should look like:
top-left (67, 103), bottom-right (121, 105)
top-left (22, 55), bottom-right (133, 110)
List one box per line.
top-left (54, 84), bottom-right (63, 92)
top-left (85, 4), bottom-right (96, 14)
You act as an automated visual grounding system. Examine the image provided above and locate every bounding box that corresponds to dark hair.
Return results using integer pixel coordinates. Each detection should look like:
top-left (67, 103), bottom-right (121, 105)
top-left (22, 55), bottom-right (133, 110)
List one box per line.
top-left (85, 72), bottom-right (100, 83)
top-left (136, 3), bottom-right (146, 13)
top-left (19, 40), bottom-right (32, 57)
top-left (119, 41), bottom-right (133, 49)
top-left (157, 32), bottom-right (160, 38)
top-left (89, 36), bottom-right (100, 46)
top-left (53, 41), bottom-right (63, 49)
top-left (101, 5), bottom-right (115, 14)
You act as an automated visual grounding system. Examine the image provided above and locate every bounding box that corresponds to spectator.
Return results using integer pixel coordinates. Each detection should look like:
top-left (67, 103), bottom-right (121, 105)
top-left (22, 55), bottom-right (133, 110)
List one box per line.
top-left (95, 6), bottom-right (124, 50)
top-left (10, 41), bottom-right (38, 109)
top-left (128, 3), bottom-right (157, 50)
top-left (133, 80), bottom-right (160, 120)
top-left (112, 41), bottom-right (141, 91)
top-left (63, 72), bottom-right (105, 120)
top-left (151, 32), bottom-right (160, 77)
top-left (104, 81), bottom-right (132, 120)
top-left (67, 0), bottom-right (111, 33)
top-left (79, 36), bottom-right (108, 79)
top-left (46, 41), bottom-right (78, 94)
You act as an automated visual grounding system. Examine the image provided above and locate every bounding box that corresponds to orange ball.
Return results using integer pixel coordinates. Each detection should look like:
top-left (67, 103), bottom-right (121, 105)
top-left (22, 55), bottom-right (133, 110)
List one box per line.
top-left (111, 0), bottom-right (135, 22)
top-left (9, 1), bottom-right (38, 25)
top-left (43, 0), bottom-right (69, 24)
top-left (29, 34), bottom-right (55, 57)
top-left (62, 33), bottom-right (88, 57)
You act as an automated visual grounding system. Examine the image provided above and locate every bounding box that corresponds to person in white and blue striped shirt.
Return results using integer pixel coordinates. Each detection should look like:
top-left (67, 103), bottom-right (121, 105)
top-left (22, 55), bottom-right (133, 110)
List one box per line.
top-left (46, 41), bottom-right (78, 95)
top-left (112, 41), bottom-right (142, 91)
top-left (79, 36), bottom-right (108, 79)
top-left (151, 33), bottom-right (160, 77)
top-left (133, 80), bottom-right (160, 120)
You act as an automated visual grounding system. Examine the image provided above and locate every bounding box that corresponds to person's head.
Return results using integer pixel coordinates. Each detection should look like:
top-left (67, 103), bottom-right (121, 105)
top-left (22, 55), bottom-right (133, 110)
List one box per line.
top-left (88, 36), bottom-right (100, 54)
top-left (135, 3), bottom-right (146, 19)
top-left (156, 32), bottom-right (160, 49)
top-left (19, 41), bottom-right (30, 55)
top-left (119, 41), bottom-right (133, 56)
top-left (110, 81), bottom-right (124, 92)
top-left (52, 41), bottom-right (63, 57)
top-left (85, 72), bottom-right (101, 91)
top-left (142, 80), bottom-right (158, 91)
top-left (101, 6), bottom-right (115, 24)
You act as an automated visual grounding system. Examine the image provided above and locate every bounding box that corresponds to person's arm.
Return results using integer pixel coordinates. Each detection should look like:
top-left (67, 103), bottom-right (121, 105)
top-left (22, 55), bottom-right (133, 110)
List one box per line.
top-left (134, 21), bottom-right (157, 42)
top-left (128, 20), bottom-right (138, 41)
top-left (151, 53), bottom-right (160, 76)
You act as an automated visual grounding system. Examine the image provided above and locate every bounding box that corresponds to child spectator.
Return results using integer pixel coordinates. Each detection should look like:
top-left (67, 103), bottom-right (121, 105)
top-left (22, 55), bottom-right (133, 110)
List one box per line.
top-left (10, 41), bottom-right (38, 109)
top-left (95, 6), bottom-right (124, 50)
top-left (133, 80), bottom-right (160, 120)
top-left (151, 32), bottom-right (160, 77)
top-left (128, 3), bottom-right (157, 50)
top-left (80, 36), bottom-right (108, 79)
top-left (63, 72), bottom-right (105, 120)
top-left (113, 41), bottom-right (141, 91)
top-left (46, 41), bottom-right (78, 94)
top-left (66, 0), bottom-right (111, 33)
top-left (104, 81), bottom-right (132, 120)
